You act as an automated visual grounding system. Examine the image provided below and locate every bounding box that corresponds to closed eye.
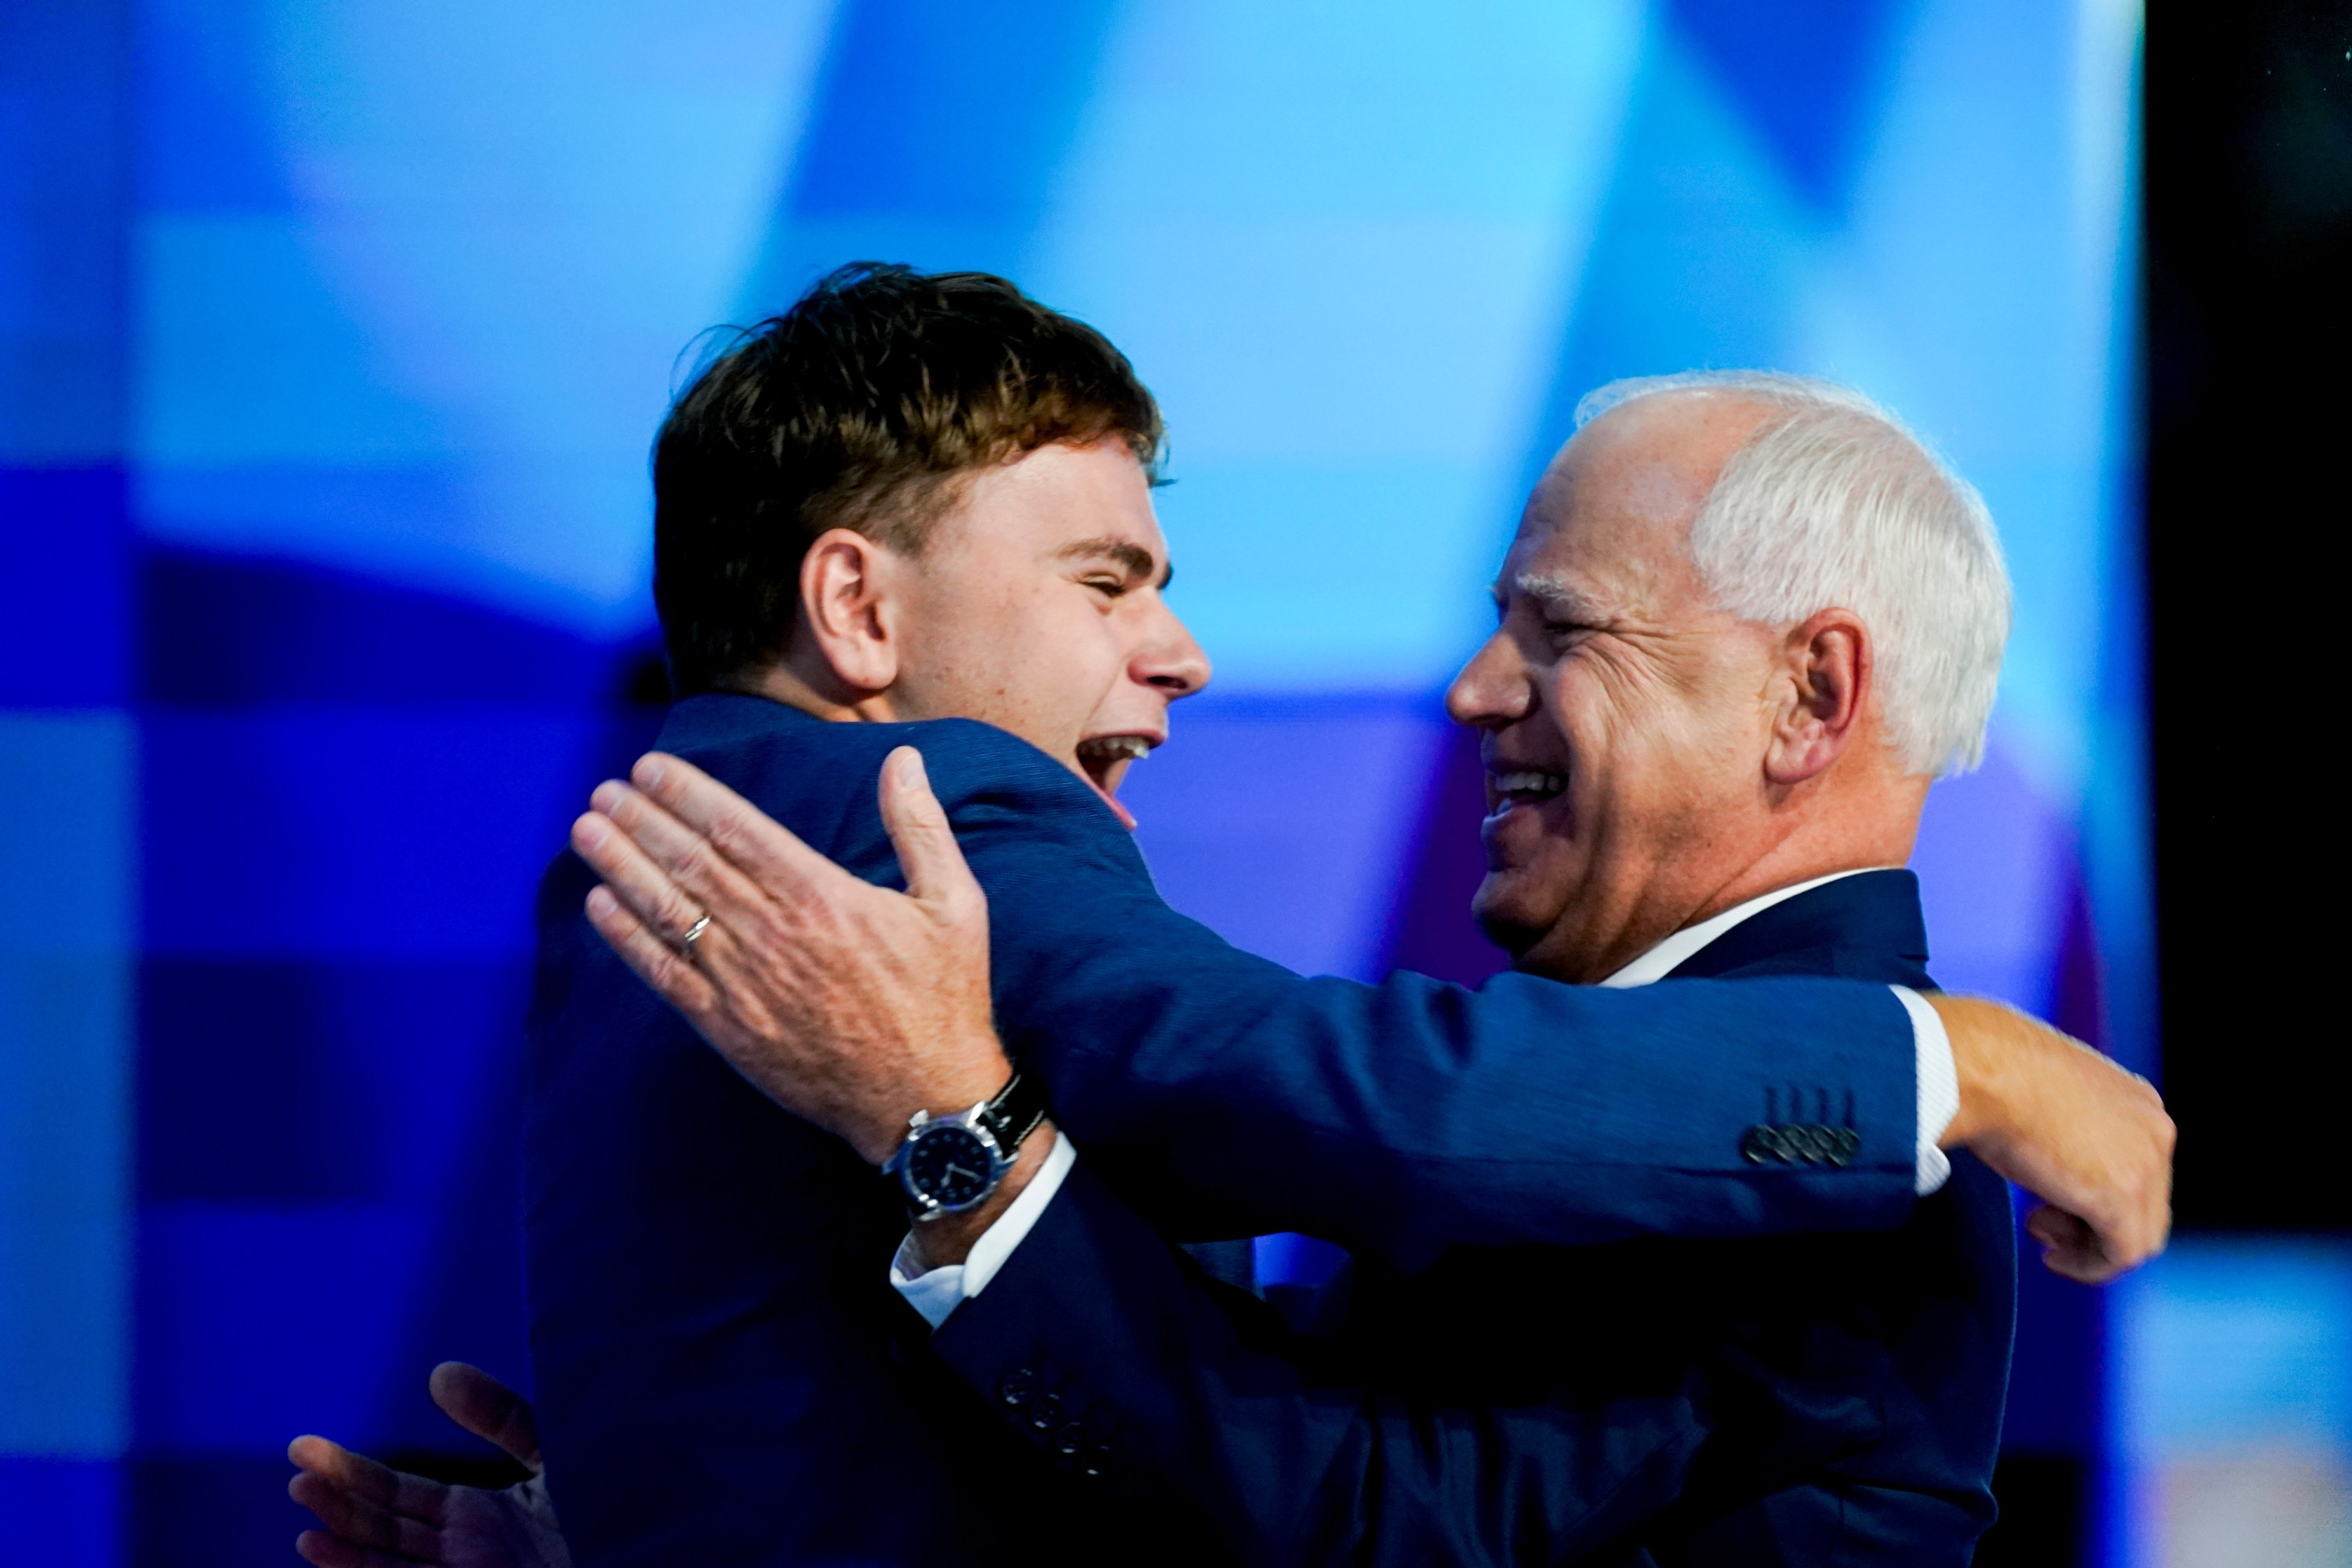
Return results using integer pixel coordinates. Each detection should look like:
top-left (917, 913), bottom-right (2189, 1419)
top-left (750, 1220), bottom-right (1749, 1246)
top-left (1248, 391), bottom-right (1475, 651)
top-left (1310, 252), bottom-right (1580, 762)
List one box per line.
top-left (1060, 536), bottom-right (1158, 599)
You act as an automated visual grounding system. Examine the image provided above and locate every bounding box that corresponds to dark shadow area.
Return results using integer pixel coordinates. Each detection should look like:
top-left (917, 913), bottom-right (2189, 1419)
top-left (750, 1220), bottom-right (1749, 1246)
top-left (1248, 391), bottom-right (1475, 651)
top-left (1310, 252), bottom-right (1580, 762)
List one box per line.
top-left (379, 1449), bottom-right (534, 1491)
top-left (137, 543), bottom-right (663, 709)
top-left (2149, 1), bottom-right (2352, 1229)
top-left (1976, 1452), bottom-right (2090, 1568)
top-left (129, 1456), bottom-right (314, 1568)
top-left (138, 959), bottom-right (397, 1204)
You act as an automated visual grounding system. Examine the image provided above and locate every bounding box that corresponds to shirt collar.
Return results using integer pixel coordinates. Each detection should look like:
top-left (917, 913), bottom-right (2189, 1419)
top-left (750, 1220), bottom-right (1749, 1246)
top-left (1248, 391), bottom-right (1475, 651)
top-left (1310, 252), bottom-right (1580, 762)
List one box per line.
top-left (1595, 868), bottom-right (1895, 989)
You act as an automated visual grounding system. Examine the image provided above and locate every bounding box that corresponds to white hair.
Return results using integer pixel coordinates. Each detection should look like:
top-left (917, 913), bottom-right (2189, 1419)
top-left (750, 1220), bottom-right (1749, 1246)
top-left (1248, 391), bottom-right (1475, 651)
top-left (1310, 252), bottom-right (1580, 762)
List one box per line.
top-left (1572, 371), bottom-right (2012, 777)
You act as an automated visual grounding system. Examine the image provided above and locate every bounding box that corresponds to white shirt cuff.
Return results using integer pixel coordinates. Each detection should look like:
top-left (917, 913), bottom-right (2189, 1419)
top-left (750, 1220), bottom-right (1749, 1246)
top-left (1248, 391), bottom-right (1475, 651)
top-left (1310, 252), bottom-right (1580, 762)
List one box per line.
top-left (1894, 985), bottom-right (1958, 1196)
top-left (889, 1132), bottom-right (1076, 1331)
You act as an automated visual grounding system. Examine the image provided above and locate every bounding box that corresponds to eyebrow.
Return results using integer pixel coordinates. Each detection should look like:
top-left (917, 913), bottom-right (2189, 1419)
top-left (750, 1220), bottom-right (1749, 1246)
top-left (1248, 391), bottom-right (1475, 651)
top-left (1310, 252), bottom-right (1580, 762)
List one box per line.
top-left (1059, 535), bottom-right (1167, 587)
top-left (1508, 571), bottom-right (1613, 622)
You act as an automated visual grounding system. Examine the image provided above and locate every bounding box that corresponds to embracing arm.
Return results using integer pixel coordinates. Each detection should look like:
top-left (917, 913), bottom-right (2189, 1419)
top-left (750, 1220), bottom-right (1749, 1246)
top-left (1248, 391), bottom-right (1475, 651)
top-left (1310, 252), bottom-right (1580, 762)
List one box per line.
top-left (572, 742), bottom-right (2169, 1280)
top-left (925, 1160), bottom-right (1703, 1568)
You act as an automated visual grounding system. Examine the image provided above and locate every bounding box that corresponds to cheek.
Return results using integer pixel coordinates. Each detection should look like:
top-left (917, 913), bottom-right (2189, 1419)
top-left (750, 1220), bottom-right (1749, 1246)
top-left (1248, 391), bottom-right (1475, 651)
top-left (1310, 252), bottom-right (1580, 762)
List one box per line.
top-left (1546, 670), bottom-right (1630, 789)
top-left (1014, 601), bottom-right (1131, 735)
top-left (927, 619), bottom-right (1015, 706)
top-left (1552, 663), bottom-right (1713, 807)
top-left (1055, 607), bottom-right (1127, 689)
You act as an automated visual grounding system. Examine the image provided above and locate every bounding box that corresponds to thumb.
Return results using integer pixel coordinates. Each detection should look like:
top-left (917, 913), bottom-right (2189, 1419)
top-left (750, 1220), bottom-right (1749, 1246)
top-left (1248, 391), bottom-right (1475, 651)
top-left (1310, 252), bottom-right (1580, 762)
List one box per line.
top-left (878, 747), bottom-right (983, 912)
top-left (429, 1362), bottom-right (544, 1472)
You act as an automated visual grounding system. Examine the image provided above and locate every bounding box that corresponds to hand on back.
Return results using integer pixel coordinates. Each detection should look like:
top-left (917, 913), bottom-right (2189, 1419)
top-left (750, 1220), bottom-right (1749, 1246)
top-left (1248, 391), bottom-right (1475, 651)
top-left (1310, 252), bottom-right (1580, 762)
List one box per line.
top-left (1929, 994), bottom-right (2174, 1283)
top-left (568, 745), bottom-right (1008, 1165)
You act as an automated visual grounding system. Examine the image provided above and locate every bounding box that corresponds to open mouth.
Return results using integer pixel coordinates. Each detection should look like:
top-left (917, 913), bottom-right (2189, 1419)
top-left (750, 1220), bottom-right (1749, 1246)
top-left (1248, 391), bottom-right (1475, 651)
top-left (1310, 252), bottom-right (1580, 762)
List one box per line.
top-left (1077, 732), bottom-right (1154, 780)
top-left (1486, 768), bottom-right (1566, 815)
top-left (1075, 733), bottom-right (1160, 826)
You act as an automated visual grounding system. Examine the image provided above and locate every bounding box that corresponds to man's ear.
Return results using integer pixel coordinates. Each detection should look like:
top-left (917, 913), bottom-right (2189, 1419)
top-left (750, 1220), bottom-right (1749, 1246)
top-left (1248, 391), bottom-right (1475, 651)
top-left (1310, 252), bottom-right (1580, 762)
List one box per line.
top-left (1763, 609), bottom-right (1870, 786)
top-left (796, 528), bottom-right (904, 695)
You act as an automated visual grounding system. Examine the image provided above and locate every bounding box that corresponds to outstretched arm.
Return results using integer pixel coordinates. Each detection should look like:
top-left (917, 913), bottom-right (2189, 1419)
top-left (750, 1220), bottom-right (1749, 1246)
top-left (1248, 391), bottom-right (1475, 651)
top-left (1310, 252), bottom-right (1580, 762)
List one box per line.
top-left (573, 745), bottom-right (2170, 1279)
top-left (289, 1363), bottom-right (569, 1568)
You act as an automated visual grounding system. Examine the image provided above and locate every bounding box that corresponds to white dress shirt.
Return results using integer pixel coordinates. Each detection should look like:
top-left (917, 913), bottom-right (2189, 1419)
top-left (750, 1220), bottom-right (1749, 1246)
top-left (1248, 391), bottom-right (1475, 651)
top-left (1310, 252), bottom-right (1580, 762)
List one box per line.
top-left (893, 869), bottom-right (1960, 1330)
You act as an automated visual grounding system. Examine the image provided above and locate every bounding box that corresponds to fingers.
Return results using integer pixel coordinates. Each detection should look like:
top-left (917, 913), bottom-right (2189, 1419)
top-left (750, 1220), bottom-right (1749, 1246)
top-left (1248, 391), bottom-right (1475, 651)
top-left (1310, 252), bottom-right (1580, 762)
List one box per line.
top-left (1941, 993), bottom-right (2175, 1283)
top-left (2059, 1056), bottom-right (2172, 1277)
top-left (286, 1436), bottom-right (452, 1528)
top-left (571, 802), bottom-right (747, 950)
top-left (429, 1361), bottom-right (543, 1470)
top-left (2034, 1174), bottom-right (2159, 1285)
top-left (877, 748), bottom-right (983, 913)
top-left (585, 884), bottom-right (722, 1021)
top-left (288, 1435), bottom-right (405, 1510)
top-left (629, 753), bottom-right (833, 893)
top-left (288, 1465), bottom-right (445, 1559)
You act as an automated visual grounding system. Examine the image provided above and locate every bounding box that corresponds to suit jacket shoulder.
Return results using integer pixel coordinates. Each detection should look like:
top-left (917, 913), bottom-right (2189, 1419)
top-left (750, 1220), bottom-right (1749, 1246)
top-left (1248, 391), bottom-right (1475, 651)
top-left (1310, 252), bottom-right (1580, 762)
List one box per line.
top-left (655, 694), bottom-right (1142, 880)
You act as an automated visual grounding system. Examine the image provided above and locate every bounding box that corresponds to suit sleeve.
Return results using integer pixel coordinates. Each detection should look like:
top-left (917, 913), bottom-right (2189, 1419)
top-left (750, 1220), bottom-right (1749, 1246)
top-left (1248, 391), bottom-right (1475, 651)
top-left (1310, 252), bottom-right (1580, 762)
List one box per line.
top-left (915, 722), bottom-right (1922, 1266)
top-left (930, 1161), bottom-right (1708, 1567)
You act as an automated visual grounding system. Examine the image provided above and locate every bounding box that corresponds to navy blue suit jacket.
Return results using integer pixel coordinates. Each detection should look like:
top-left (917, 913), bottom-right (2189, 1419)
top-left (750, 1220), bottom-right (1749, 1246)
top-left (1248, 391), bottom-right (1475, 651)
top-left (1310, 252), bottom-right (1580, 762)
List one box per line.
top-left (523, 695), bottom-right (1937, 1566)
top-left (932, 871), bottom-right (2016, 1565)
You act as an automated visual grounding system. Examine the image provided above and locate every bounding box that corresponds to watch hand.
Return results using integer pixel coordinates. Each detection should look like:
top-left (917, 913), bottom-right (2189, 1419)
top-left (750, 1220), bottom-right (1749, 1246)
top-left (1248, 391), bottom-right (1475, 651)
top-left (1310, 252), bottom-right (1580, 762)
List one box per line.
top-left (945, 1163), bottom-right (980, 1185)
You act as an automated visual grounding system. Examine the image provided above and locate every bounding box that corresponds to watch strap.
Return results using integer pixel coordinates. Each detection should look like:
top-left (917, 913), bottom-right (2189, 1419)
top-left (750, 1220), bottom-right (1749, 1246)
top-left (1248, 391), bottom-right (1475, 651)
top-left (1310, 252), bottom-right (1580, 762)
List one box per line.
top-left (978, 1070), bottom-right (1048, 1156)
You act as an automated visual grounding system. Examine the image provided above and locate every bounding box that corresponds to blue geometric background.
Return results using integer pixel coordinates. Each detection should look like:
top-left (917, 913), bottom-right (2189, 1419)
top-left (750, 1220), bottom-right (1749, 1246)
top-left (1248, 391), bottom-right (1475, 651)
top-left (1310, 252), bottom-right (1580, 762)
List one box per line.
top-left (2, 2), bottom-right (2154, 1562)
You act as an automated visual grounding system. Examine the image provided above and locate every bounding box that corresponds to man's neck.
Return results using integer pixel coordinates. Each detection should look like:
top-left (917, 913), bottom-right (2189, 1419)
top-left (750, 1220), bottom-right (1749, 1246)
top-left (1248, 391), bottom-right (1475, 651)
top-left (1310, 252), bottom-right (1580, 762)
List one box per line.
top-left (1526, 777), bottom-right (1928, 985)
top-left (735, 659), bottom-right (899, 725)
top-left (1682, 833), bottom-right (1910, 933)
top-left (1681, 765), bottom-right (1927, 927)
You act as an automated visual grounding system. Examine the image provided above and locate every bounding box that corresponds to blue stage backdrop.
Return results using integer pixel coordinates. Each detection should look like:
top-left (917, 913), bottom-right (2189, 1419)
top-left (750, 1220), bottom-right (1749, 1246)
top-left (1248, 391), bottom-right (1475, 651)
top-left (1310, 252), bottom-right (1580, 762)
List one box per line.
top-left (2, 2), bottom-right (2152, 1563)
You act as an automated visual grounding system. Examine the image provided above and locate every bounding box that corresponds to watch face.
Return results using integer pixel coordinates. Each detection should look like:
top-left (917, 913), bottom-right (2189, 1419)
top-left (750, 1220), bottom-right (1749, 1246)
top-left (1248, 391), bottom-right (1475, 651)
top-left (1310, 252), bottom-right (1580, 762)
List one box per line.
top-left (906, 1123), bottom-right (999, 1211)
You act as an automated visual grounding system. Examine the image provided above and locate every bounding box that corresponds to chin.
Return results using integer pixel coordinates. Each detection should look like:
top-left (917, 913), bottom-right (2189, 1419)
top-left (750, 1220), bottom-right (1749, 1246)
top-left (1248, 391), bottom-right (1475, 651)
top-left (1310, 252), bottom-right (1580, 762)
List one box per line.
top-left (1472, 878), bottom-right (1549, 959)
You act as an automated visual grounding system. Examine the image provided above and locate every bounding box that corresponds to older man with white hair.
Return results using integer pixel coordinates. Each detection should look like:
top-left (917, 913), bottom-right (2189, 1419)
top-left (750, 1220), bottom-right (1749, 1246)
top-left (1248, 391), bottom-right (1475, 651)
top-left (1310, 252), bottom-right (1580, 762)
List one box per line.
top-left (1383, 368), bottom-right (2023, 1559)
top-left (1468, 371), bottom-right (2011, 996)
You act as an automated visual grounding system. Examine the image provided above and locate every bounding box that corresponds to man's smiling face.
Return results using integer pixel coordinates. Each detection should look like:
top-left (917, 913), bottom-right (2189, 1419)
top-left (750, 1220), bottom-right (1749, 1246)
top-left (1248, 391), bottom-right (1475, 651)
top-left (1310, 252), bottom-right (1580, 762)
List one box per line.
top-left (1447, 393), bottom-right (1787, 982)
top-left (888, 439), bottom-right (1210, 821)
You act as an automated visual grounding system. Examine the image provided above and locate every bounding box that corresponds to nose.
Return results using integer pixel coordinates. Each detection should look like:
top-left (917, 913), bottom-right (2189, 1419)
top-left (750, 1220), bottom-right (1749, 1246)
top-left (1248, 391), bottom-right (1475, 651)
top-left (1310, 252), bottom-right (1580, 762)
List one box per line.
top-left (1133, 597), bottom-right (1212, 699)
top-left (1446, 627), bottom-right (1530, 730)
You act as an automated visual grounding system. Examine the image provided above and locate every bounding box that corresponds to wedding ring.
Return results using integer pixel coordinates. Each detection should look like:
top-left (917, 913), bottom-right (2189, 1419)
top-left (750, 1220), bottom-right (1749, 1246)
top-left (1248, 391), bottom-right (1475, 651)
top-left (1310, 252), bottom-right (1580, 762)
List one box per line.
top-left (681, 913), bottom-right (712, 956)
